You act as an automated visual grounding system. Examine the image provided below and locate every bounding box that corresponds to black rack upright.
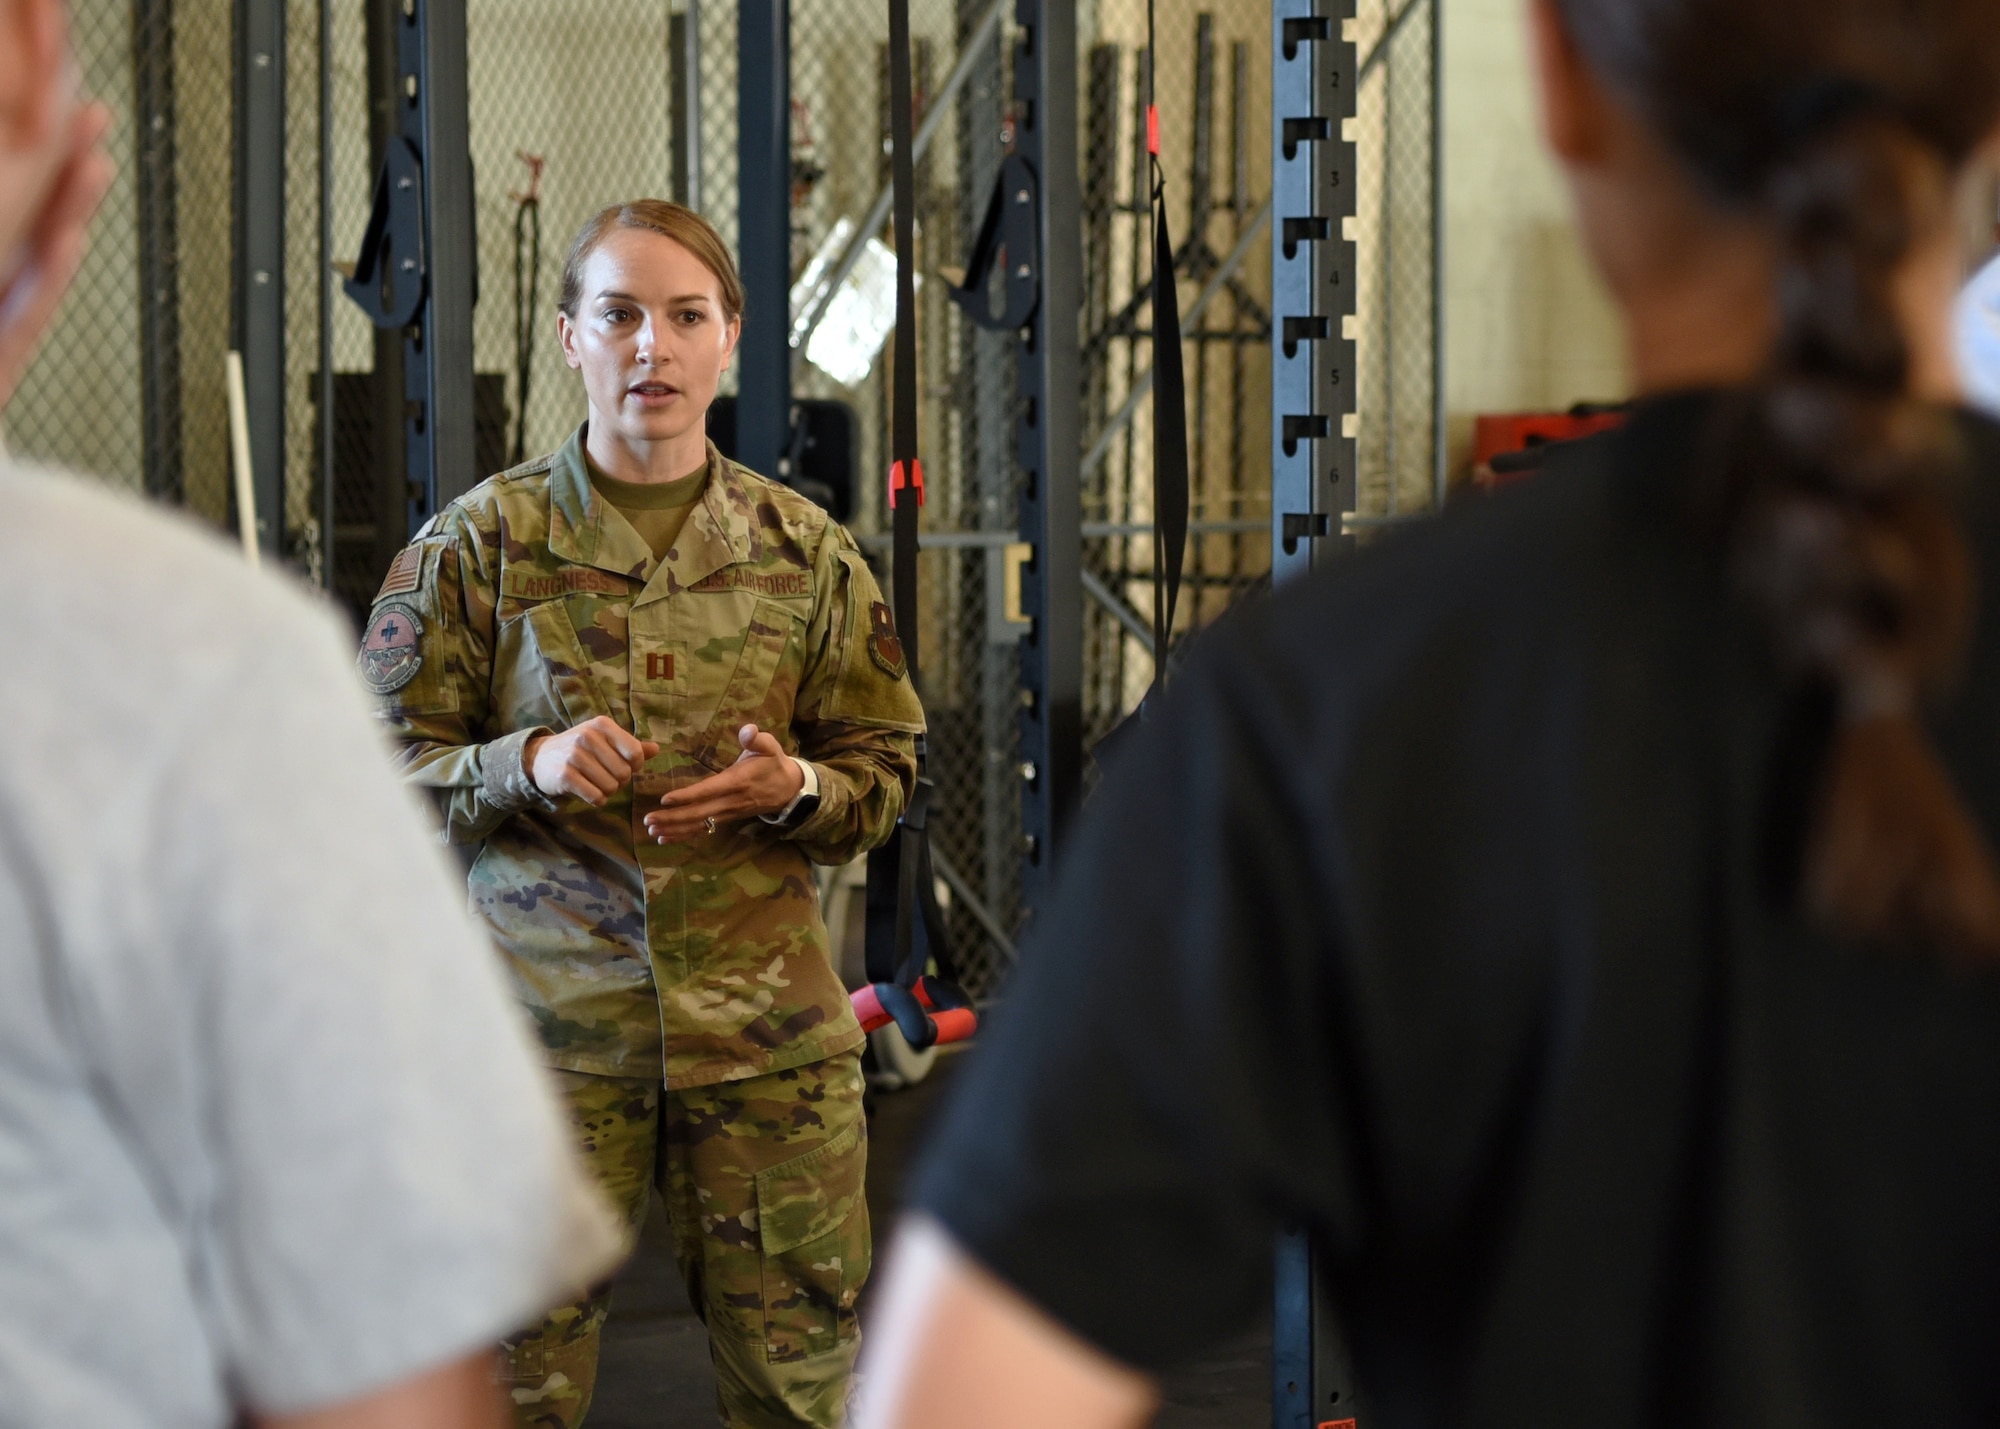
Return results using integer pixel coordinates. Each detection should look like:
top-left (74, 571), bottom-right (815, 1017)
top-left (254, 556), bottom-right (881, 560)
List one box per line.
top-left (737, 0), bottom-right (793, 481)
top-left (1270, 0), bottom-right (1357, 584)
top-left (233, 0), bottom-right (286, 556)
top-left (1270, 1), bottom-right (1361, 1426)
top-left (337, 0), bottom-right (477, 542)
top-left (1009, 0), bottom-right (1085, 924)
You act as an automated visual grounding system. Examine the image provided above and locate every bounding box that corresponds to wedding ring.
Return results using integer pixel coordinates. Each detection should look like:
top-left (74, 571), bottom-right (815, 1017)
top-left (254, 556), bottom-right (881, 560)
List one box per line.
top-left (704, 815), bottom-right (718, 835)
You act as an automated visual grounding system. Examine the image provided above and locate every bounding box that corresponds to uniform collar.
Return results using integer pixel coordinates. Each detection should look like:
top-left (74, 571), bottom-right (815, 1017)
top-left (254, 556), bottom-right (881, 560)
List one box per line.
top-left (646, 441), bottom-right (755, 607)
top-left (545, 424), bottom-right (753, 600)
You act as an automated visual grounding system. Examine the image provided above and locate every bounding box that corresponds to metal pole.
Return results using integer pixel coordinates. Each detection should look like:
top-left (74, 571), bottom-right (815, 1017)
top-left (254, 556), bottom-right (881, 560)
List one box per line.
top-left (930, 850), bottom-right (1020, 966)
top-left (363, 0), bottom-right (406, 582)
top-left (1011, 0), bottom-right (1083, 925)
top-left (1273, 1232), bottom-right (1361, 1429)
top-left (233, 0), bottom-right (286, 557)
top-left (1229, 36), bottom-right (1250, 584)
top-left (858, 518), bottom-right (1268, 552)
top-left (1381, 4), bottom-right (1398, 518)
top-left (318, 0), bottom-right (335, 589)
top-left (1431, 0), bottom-right (1447, 510)
top-left (736, 0), bottom-right (791, 480)
top-left (671, 1), bottom-right (702, 211)
top-left (1078, 568), bottom-right (1151, 646)
top-left (133, 0), bottom-right (183, 506)
top-left (406, 0), bottom-right (478, 523)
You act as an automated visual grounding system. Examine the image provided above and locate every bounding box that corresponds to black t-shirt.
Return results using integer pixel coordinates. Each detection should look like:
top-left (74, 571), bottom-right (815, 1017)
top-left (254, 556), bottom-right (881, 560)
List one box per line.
top-left (912, 392), bottom-right (2000, 1428)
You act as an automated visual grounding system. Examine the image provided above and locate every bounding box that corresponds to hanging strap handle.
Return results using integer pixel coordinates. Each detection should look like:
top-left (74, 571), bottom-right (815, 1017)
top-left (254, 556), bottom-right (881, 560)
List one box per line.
top-left (856, 0), bottom-right (976, 1053)
top-left (945, 152), bottom-right (1041, 332)
top-left (342, 138), bottom-right (427, 330)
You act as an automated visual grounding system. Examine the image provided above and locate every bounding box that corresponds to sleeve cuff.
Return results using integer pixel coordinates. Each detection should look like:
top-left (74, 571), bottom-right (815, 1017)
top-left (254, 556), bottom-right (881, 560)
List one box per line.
top-left (482, 727), bottom-right (561, 814)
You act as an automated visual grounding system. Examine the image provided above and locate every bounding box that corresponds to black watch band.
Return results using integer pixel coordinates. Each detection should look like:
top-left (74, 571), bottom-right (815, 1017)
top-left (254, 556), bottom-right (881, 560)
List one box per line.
top-left (780, 791), bottom-right (822, 829)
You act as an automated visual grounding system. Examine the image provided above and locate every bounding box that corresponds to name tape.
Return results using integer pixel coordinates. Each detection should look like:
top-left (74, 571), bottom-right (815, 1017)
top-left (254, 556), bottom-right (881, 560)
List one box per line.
top-left (501, 567), bottom-right (636, 600)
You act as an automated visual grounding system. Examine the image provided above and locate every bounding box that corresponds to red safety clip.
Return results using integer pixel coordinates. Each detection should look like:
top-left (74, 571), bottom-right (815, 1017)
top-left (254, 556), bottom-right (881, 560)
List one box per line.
top-left (889, 458), bottom-right (926, 509)
top-left (1146, 103), bottom-right (1160, 157)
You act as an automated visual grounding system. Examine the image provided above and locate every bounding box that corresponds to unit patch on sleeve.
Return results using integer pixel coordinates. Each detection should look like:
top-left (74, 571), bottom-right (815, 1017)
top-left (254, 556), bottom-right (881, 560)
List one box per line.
top-left (868, 601), bottom-right (907, 680)
top-left (359, 600), bottom-right (426, 694)
top-left (375, 544), bottom-right (424, 600)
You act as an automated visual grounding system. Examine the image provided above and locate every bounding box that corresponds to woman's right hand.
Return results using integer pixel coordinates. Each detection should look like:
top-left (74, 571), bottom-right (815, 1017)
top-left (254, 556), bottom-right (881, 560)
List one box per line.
top-left (525, 717), bottom-right (659, 806)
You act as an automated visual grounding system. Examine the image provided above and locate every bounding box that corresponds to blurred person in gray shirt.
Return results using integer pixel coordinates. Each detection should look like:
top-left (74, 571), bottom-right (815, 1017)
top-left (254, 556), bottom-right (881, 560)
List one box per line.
top-left (0, 3), bottom-right (625, 1425)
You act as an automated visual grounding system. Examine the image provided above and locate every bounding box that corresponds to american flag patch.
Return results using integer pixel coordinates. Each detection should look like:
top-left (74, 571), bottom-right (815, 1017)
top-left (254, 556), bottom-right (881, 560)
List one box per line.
top-left (376, 544), bottom-right (424, 599)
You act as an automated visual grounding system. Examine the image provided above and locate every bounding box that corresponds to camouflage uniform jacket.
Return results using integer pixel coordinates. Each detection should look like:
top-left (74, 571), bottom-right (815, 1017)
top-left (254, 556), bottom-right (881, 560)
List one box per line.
top-left (363, 426), bottom-right (923, 1087)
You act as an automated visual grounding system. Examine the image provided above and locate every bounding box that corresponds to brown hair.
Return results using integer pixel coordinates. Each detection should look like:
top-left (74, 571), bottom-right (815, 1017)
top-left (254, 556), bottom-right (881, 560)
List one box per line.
top-left (1555, 0), bottom-right (2000, 957)
top-left (556, 199), bottom-right (745, 321)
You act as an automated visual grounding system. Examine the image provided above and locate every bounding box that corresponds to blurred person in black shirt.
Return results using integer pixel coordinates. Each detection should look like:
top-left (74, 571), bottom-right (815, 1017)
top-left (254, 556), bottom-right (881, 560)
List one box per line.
top-left (856, 0), bottom-right (2000, 1425)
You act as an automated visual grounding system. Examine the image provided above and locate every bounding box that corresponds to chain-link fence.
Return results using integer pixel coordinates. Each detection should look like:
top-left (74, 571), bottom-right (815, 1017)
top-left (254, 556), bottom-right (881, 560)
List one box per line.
top-left (1352, 0), bottom-right (1440, 521)
top-left (780, 0), bottom-right (1290, 998)
top-left (312, 0), bottom-right (712, 617)
top-left (786, 0), bottom-right (1021, 995)
top-left (34, 0), bottom-right (1437, 1002)
top-left (9, 0), bottom-right (234, 523)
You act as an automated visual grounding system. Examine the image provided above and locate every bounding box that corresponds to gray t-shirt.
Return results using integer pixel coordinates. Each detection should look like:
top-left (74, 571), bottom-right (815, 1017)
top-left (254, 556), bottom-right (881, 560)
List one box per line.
top-left (0, 462), bottom-right (622, 1425)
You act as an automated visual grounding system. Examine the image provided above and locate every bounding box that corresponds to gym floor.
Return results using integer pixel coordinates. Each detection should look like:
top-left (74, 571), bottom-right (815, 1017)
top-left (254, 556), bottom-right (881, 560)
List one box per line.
top-left (588, 1053), bottom-right (1269, 1427)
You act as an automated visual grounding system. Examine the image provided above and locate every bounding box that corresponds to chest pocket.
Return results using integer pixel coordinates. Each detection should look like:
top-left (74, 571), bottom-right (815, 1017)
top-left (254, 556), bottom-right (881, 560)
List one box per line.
top-left (505, 599), bottom-right (614, 731)
top-left (687, 596), bottom-right (806, 770)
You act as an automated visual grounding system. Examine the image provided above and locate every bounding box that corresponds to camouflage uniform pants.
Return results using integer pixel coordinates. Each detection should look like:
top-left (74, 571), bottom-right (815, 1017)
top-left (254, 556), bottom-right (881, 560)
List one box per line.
top-left (504, 1052), bottom-right (869, 1429)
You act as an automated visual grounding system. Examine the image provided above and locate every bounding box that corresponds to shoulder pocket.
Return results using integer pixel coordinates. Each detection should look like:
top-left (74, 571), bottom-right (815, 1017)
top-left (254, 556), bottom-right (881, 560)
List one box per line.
top-left (360, 540), bottom-right (460, 715)
top-left (821, 550), bottom-right (925, 731)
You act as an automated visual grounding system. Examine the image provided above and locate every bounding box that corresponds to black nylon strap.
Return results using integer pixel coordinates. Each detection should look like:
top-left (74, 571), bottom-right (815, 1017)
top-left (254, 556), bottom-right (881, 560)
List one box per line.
top-left (888, 0), bottom-right (919, 675)
top-left (509, 191), bottom-right (540, 466)
top-left (864, 0), bottom-right (964, 1000)
top-left (945, 152), bottom-right (1040, 332)
top-left (1150, 192), bottom-right (1188, 691)
top-left (1146, 0), bottom-right (1189, 697)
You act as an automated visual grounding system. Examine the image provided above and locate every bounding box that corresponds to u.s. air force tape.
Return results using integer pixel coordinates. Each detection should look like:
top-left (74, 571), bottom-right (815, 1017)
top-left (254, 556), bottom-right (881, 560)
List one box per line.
top-left (359, 600), bottom-right (425, 695)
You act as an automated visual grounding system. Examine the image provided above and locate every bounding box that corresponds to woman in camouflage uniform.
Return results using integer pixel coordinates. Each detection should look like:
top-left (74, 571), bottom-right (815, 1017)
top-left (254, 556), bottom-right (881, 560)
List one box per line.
top-left (360, 200), bottom-right (923, 1429)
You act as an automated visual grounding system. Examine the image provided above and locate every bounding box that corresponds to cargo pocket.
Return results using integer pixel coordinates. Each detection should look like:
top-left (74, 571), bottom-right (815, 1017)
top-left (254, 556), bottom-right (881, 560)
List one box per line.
top-left (755, 1116), bottom-right (868, 1363)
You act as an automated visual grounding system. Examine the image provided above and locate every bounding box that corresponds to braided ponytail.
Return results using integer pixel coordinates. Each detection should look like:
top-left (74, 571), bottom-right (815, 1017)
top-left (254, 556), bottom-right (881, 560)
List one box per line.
top-left (1554, 0), bottom-right (2000, 959)
top-left (1738, 109), bottom-right (2000, 957)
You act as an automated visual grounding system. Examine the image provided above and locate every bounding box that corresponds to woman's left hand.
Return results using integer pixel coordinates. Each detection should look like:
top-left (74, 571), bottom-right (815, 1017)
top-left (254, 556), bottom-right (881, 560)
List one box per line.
top-left (645, 723), bottom-right (805, 843)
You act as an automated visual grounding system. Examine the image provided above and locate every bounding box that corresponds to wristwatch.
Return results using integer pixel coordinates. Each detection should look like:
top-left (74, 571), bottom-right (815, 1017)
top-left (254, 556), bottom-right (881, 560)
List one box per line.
top-left (762, 757), bottom-right (822, 829)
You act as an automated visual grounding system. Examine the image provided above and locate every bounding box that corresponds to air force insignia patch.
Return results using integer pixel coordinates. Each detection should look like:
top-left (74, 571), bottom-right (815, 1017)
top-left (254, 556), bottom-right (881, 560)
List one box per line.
top-left (868, 600), bottom-right (907, 680)
top-left (360, 600), bottom-right (425, 695)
